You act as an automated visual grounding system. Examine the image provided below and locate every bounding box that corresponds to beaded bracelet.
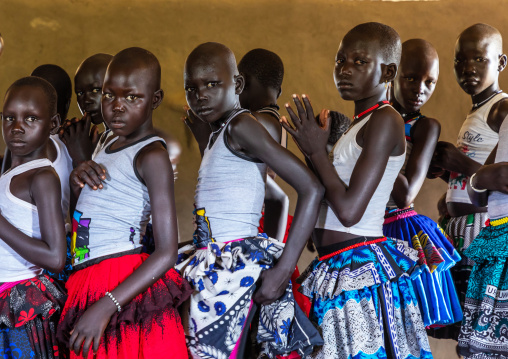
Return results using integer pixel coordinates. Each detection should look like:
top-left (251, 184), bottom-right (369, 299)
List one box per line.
top-left (105, 291), bottom-right (121, 312)
top-left (470, 173), bottom-right (487, 193)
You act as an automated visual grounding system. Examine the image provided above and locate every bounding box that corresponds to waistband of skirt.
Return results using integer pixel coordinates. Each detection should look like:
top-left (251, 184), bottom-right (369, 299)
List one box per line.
top-left (73, 247), bottom-right (143, 271)
top-left (384, 206), bottom-right (417, 224)
top-left (196, 236), bottom-right (259, 250)
top-left (317, 236), bottom-right (386, 261)
top-left (0, 278), bottom-right (30, 295)
top-left (487, 216), bottom-right (508, 227)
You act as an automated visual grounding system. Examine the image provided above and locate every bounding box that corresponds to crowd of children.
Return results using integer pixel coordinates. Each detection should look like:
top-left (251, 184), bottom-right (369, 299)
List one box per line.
top-left (1, 21), bottom-right (508, 359)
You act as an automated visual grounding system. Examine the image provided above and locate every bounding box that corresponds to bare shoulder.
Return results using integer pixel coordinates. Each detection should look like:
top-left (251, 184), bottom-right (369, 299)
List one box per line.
top-left (228, 112), bottom-right (264, 136)
top-left (489, 97), bottom-right (508, 128)
top-left (368, 105), bottom-right (404, 132)
top-left (413, 116), bottom-right (441, 135)
top-left (32, 166), bottom-right (61, 194)
top-left (137, 140), bottom-right (169, 164)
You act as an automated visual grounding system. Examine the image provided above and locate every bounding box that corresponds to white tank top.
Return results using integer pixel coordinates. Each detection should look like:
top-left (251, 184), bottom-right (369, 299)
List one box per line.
top-left (0, 159), bottom-right (52, 282)
top-left (72, 135), bottom-right (165, 269)
top-left (488, 117), bottom-right (508, 219)
top-left (315, 106), bottom-right (406, 236)
top-left (50, 135), bottom-right (72, 221)
top-left (446, 92), bottom-right (508, 204)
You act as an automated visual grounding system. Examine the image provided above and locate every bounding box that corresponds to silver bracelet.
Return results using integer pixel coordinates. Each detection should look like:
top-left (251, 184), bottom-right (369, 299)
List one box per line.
top-left (105, 291), bottom-right (122, 312)
top-left (470, 173), bottom-right (487, 193)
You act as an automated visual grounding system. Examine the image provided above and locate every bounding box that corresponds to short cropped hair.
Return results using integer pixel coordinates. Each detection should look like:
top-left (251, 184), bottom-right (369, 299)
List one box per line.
top-left (238, 48), bottom-right (284, 90)
top-left (346, 22), bottom-right (402, 65)
top-left (31, 64), bottom-right (72, 118)
top-left (7, 76), bottom-right (58, 115)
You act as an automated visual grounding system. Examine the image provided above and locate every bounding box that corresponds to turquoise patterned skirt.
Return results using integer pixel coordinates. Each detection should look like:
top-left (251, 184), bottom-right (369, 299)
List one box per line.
top-left (458, 219), bottom-right (508, 358)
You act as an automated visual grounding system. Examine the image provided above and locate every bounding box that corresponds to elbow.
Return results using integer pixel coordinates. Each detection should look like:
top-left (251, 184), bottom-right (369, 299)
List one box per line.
top-left (47, 255), bottom-right (66, 273)
top-left (395, 195), bottom-right (414, 209)
top-left (337, 212), bottom-right (362, 228)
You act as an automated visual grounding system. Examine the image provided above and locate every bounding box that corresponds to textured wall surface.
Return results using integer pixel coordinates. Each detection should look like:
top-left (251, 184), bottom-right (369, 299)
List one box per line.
top-left (1, 1), bottom-right (507, 356)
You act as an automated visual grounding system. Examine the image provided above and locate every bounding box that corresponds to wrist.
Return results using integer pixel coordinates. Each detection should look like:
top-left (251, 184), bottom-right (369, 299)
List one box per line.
top-left (470, 172), bottom-right (487, 193)
top-left (309, 149), bottom-right (328, 163)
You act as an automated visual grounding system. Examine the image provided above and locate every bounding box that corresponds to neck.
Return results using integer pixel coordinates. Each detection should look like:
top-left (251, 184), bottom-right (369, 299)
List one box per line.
top-left (471, 82), bottom-right (501, 105)
top-left (116, 121), bottom-right (155, 146)
top-left (250, 94), bottom-right (278, 112)
top-left (10, 145), bottom-right (49, 169)
top-left (353, 90), bottom-right (387, 118)
top-left (210, 105), bottom-right (240, 132)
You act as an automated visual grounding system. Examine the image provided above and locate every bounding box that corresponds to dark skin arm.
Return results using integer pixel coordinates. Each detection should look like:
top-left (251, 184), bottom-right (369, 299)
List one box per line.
top-left (468, 145), bottom-right (501, 206)
top-left (68, 142), bottom-right (178, 358)
top-left (226, 112), bottom-right (324, 305)
top-left (252, 112), bottom-right (282, 144)
top-left (430, 99), bottom-right (508, 179)
top-left (59, 113), bottom-right (101, 167)
top-left (391, 117), bottom-right (441, 208)
top-left (0, 167), bottom-right (65, 273)
top-left (282, 95), bottom-right (405, 227)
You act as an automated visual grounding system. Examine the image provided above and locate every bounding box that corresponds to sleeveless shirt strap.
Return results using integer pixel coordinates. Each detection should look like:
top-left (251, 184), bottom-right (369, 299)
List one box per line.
top-left (222, 109), bottom-right (264, 163)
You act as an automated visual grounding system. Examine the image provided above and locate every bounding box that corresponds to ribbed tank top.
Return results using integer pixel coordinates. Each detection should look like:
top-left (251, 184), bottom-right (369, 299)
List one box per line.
top-left (194, 109), bottom-right (267, 245)
top-left (315, 105), bottom-right (406, 236)
top-left (488, 117), bottom-right (508, 219)
top-left (447, 92), bottom-right (508, 204)
top-left (386, 113), bottom-right (424, 210)
top-left (71, 134), bottom-right (165, 269)
top-left (0, 159), bottom-right (52, 281)
top-left (50, 135), bottom-right (72, 221)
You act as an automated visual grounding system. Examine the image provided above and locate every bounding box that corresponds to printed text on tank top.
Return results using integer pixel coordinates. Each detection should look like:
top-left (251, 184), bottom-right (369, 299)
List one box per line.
top-left (446, 92), bottom-right (508, 207)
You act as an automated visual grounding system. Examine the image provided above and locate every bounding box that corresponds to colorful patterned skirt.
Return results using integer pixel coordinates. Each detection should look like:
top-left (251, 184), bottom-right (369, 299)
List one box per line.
top-left (176, 237), bottom-right (323, 358)
top-left (458, 218), bottom-right (508, 357)
top-left (298, 236), bottom-right (433, 359)
top-left (57, 253), bottom-right (192, 359)
top-left (383, 208), bottom-right (462, 327)
top-left (429, 212), bottom-right (489, 340)
top-left (0, 274), bottom-right (66, 359)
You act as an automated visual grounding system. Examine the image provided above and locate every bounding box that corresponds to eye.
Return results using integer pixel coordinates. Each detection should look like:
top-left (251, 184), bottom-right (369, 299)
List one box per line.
top-left (354, 59), bottom-right (367, 65)
top-left (335, 58), bottom-right (344, 64)
top-left (25, 116), bottom-right (37, 122)
top-left (476, 57), bottom-right (486, 62)
top-left (185, 86), bottom-right (195, 93)
top-left (2, 115), bottom-right (14, 122)
top-left (206, 82), bottom-right (218, 89)
top-left (126, 95), bottom-right (138, 101)
top-left (405, 77), bottom-right (415, 82)
top-left (76, 91), bottom-right (84, 96)
top-left (454, 58), bottom-right (461, 65)
top-left (103, 93), bottom-right (113, 99)
top-left (92, 88), bottom-right (101, 94)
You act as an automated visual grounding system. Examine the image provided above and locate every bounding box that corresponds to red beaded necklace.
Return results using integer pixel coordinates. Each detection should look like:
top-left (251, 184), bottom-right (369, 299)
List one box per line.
top-left (353, 100), bottom-right (390, 121)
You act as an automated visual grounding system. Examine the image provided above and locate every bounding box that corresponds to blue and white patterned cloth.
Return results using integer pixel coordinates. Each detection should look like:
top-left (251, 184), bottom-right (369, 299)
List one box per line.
top-left (176, 236), bottom-right (323, 358)
top-left (299, 238), bottom-right (433, 359)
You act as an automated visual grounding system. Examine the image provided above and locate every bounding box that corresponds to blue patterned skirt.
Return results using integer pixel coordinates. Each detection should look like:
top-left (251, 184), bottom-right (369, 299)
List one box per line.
top-left (176, 236), bottom-right (323, 358)
top-left (383, 208), bottom-right (462, 327)
top-left (298, 237), bottom-right (433, 359)
top-left (458, 219), bottom-right (508, 357)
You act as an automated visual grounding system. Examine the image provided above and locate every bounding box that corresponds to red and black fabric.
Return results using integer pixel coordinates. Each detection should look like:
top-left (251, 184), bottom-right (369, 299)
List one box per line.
top-left (57, 253), bottom-right (192, 359)
top-left (0, 274), bottom-right (67, 359)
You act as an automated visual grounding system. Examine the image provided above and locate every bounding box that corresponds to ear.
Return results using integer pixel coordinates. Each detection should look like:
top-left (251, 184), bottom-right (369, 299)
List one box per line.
top-left (152, 89), bottom-right (164, 110)
top-left (234, 74), bottom-right (245, 95)
top-left (50, 114), bottom-right (61, 135)
top-left (276, 87), bottom-right (282, 99)
top-left (381, 63), bottom-right (398, 83)
top-left (499, 54), bottom-right (507, 72)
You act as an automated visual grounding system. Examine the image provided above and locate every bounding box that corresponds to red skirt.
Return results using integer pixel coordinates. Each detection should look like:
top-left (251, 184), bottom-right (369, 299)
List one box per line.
top-left (57, 254), bottom-right (192, 359)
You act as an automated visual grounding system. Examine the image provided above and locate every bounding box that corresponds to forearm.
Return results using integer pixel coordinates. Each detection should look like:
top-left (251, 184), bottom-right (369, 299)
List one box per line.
top-left (102, 250), bottom-right (176, 314)
top-left (391, 173), bottom-right (424, 209)
top-left (0, 216), bottom-right (65, 272)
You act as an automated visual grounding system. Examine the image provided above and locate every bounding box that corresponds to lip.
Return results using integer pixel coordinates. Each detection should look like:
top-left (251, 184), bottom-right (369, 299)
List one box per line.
top-left (408, 98), bottom-right (424, 107)
top-left (109, 120), bottom-right (125, 129)
top-left (462, 78), bottom-right (479, 86)
top-left (337, 82), bottom-right (354, 89)
top-left (196, 107), bottom-right (213, 116)
top-left (8, 139), bottom-right (26, 147)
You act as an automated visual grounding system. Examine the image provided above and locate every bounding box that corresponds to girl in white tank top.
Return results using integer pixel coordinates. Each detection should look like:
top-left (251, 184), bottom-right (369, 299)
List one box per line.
top-left (281, 23), bottom-right (432, 359)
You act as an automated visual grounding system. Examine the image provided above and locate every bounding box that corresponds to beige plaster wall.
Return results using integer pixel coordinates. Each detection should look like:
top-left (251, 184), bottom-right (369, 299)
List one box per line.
top-left (1, 1), bottom-right (507, 356)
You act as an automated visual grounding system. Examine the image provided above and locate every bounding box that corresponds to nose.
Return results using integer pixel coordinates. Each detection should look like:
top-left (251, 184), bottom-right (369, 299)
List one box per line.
top-left (195, 87), bottom-right (208, 102)
top-left (414, 81), bottom-right (425, 95)
top-left (11, 119), bottom-right (24, 133)
top-left (464, 59), bottom-right (477, 74)
top-left (112, 97), bottom-right (124, 112)
top-left (84, 91), bottom-right (94, 105)
top-left (337, 62), bottom-right (352, 78)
